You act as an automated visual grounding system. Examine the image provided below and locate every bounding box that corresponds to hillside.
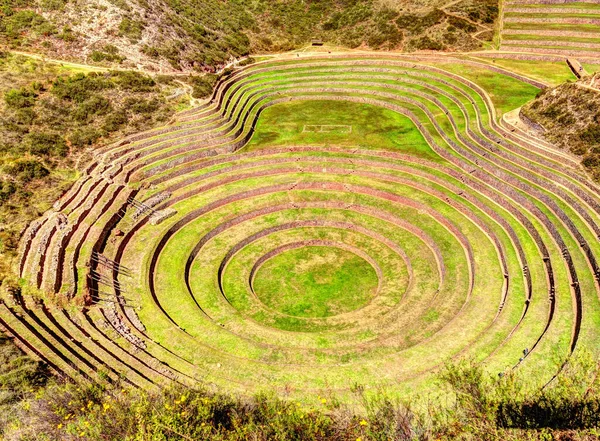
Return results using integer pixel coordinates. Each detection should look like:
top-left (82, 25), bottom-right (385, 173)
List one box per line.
top-left (0, 0), bottom-right (498, 72)
top-left (0, 52), bottom-right (191, 283)
top-left (521, 76), bottom-right (600, 180)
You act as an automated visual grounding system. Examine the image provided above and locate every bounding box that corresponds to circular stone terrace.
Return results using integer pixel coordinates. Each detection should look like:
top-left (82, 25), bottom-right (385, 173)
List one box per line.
top-left (4, 54), bottom-right (600, 404)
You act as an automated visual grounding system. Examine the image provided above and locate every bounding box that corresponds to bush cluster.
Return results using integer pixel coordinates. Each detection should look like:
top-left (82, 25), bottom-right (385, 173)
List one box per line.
top-left (1, 348), bottom-right (599, 440)
top-left (89, 45), bottom-right (125, 64)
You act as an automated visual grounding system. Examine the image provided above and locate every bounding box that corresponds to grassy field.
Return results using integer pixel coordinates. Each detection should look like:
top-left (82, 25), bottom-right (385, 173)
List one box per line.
top-left (246, 99), bottom-right (436, 159)
top-left (253, 246), bottom-right (379, 318)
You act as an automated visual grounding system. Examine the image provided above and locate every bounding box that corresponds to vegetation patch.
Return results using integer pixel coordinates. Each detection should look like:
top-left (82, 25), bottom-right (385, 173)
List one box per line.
top-left (522, 80), bottom-right (600, 180)
top-left (253, 246), bottom-right (379, 318)
top-left (1, 0), bottom-right (497, 72)
top-left (0, 52), bottom-right (185, 283)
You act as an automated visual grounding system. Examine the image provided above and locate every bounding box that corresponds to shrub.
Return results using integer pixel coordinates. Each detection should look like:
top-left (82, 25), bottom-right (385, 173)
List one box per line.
top-left (448, 15), bottom-right (476, 32)
top-left (107, 0), bottom-right (131, 11)
top-left (0, 180), bottom-right (16, 203)
top-left (69, 127), bottom-right (102, 148)
top-left (140, 44), bottom-right (160, 58)
top-left (51, 73), bottom-right (113, 102)
top-left (579, 124), bottom-right (600, 146)
top-left (582, 153), bottom-right (600, 169)
top-left (118, 17), bottom-right (144, 42)
top-left (238, 57), bottom-right (255, 67)
top-left (72, 95), bottom-right (112, 122)
top-left (189, 74), bottom-right (217, 99)
top-left (23, 131), bottom-right (68, 156)
top-left (5, 159), bottom-right (49, 182)
top-left (4, 87), bottom-right (37, 108)
top-left (56, 25), bottom-right (76, 42)
top-left (412, 36), bottom-right (445, 51)
top-left (102, 110), bottom-right (128, 132)
top-left (111, 71), bottom-right (156, 92)
top-left (0, 10), bottom-right (56, 39)
top-left (89, 45), bottom-right (126, 63)
top-left (125, 97), bottom-right (161, 114)
top-left (396, 8), bottom-right (445, 33)
top-left (39, 0), bottom-right (66, 10)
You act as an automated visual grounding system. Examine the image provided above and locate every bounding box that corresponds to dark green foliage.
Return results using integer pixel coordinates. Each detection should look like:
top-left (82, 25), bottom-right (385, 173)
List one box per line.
top-left (396, 9), bottom-right (445, 33)
top-left (4, 87), bottom-right (37, 108)
top-left (118, 16), bottom-right (144, 42)
top-left (448, 16), bottom-right (476, 33)
top-left (189, 74), bottom-right (217, 99)
top-left (56, 25), bottom-right (76, 42)
top-left (89, 45), bottom-right (125, 64)
top-left (0, 334), bottom-right (50, 433)
top-left (107, 0), bottom-right (131, 12)
top-left (412, 36), bottom-right (445, 51)
top-left (110, 70), bottom-right (155, 92)
top-left (140, 44), bottom-right (160, 58)
top-left (51, 72), bottom-right (113, 102)
top-left (579, 124), bottom-right (600, 146)
top-left (0, 55), bottom-right (178, 259)
top-left (458, 0), bottom-right (498, 25)
top-left (0, 335), bottom-right (48, 393)
top-left (101, 109), bottom-right (128, 132)
top-left (367, 18), bottom-right (403, 49)
top-left (72, 95), bottom-right (112, 122)
top-left (0, 179), bottom-right (15, 202)
top-left (69, 126), bottom-right (102, 148)
top-left (3, 350), bottom-right (600, 440)
top-left (497, 398), bottom-right (600, 429)
top-left (125, 97), bottom-right (161, 114)
top-left (39, 0), bottom-right (66, 11)
top-left (23, 131), bottom-right (67, 156)
top-left (6, 159), bottom-right (49, 182)
top-left (0, 10), bottom-right (56, 41)
top-left (523, 81), bottom-right (600, 181)
top-left (2, 0), bottom-right (489, 70)
top-left (238, 57), bottom-right (255, 67)
top-left (582, 153), bottom-right (600, 169)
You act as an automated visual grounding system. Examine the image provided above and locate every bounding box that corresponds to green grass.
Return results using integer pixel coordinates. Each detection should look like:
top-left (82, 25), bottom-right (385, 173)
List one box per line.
top-left (471, 57), bottom-right (576, 86)
top-left (503, 22), bottom-right (600, 32)
top-left (508, 2), bottom-right (600, 10)
top-left (582, 63), bottom-right (600, 74)
top-left (420, 61), bottom-right (541, 114)
top-left (245, 99), bottom-right (437, 160)
top-left (504, 12), bottom-right (600, 19)
top-left (501, 33), bottom-right (600, 44)
top-left (502, 43), bottom-right (600, 53)
top-left (253, 246), bottom-right (379, 318)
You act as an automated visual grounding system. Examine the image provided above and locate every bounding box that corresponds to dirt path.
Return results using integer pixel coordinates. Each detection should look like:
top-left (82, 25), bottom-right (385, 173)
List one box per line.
top-left (10, 50), bottom-right (196, 77)
top-left (11, 50), bottom-right (110, 72)
top-left (173, 80), bottom-right (201, 107)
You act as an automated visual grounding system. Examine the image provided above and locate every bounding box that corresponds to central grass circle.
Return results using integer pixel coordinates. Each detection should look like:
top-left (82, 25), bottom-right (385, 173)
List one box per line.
top-left (252, 246), bottom-right (379, 318)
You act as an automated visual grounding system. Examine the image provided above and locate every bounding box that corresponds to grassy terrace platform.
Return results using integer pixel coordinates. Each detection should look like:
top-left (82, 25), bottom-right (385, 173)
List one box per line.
top-left (500, 1), bottom-right (600, 59)
top-left (6, 54), bottom-right (600, 406)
